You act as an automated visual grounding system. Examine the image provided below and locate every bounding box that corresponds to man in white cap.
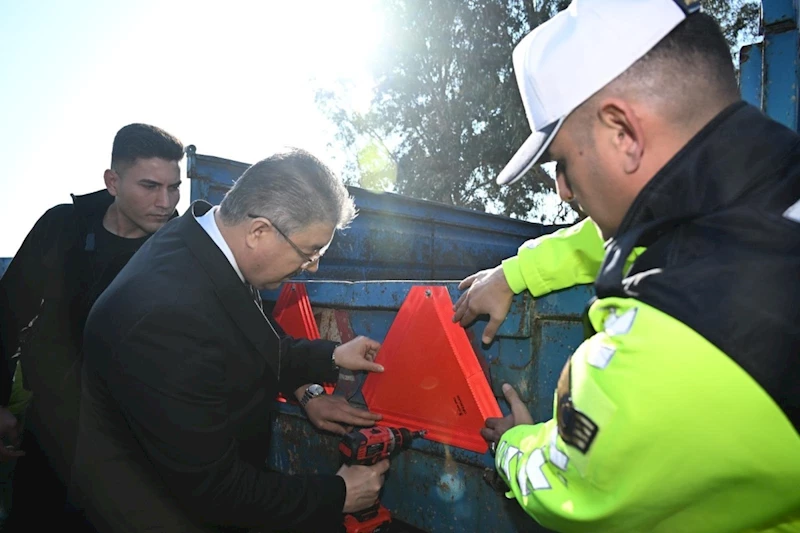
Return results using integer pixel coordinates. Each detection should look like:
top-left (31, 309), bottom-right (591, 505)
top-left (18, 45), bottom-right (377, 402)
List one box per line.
top-left (454, 1), bottom-right (800, 531)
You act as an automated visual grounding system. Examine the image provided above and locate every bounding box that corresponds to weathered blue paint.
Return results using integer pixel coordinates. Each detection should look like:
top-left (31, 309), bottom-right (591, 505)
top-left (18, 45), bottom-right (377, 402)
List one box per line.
top-left (763, 0), bottom-right (797, 25)
top-left (740, 0), bottom-right (799, 131)
top-left (739, 43), bottom-right (764, 109)
top-left (186, 145), bottom-right (561, 281)
top-left (764, 28), bottom-right (799, 131)
top-left (263, 280), bottom-right (584, 533)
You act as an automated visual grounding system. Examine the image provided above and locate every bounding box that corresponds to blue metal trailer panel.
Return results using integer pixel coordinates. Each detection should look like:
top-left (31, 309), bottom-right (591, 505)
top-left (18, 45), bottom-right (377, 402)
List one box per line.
top-left (739, 43), bottom-right (764, 109)
top-left (739, 0), bottom-right (799, 131)
top-left (764, 28), bottom-right (799, 131)
top-left (763, 0), bottom-right (797, 25)
top-left (186, 145), bottom-right (560, 282)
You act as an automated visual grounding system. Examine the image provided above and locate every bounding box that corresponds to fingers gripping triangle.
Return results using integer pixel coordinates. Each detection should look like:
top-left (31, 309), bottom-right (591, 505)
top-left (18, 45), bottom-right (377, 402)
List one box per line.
top-left (361, 286), bottom-right (502, 453)
top-left (272, 283), bottom-right (335, 398)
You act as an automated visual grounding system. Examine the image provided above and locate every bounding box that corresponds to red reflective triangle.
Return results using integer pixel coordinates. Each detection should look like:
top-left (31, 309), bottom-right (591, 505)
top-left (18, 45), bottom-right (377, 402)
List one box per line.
top-left (362, 286), bottom-right (501, 453)
top-left (272, 283), bottom-right (320, 340)
top-left (272, 283), bottom-right (334, 399)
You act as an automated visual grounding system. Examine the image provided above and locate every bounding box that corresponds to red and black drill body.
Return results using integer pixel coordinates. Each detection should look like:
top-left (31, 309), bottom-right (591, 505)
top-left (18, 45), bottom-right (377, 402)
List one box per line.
top-left (339, 426), bottom-right (426, 533)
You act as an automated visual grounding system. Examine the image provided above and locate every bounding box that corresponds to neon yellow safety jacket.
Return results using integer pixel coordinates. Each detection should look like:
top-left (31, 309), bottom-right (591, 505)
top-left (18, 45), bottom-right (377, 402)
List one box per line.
top-left (494, 103), bottom-right (800, 533)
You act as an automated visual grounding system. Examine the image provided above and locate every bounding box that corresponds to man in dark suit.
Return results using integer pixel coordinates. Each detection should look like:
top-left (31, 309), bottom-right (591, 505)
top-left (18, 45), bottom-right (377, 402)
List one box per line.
top-left (71, 149), bottom-right (389, 532)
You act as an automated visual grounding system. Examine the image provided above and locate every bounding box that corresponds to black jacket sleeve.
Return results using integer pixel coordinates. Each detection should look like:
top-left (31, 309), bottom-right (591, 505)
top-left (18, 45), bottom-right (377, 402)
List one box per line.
top-left (272, 316), bottom-right (340, 396)
top-left (0, 205), bottom-right (74, 404)
top-left (108, 306), bottom-right (346, 531)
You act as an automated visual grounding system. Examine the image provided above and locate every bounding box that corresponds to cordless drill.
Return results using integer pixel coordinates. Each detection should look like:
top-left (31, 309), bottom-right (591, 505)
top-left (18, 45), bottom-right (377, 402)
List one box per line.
top-left (339, 426), bottom-right (427, 533)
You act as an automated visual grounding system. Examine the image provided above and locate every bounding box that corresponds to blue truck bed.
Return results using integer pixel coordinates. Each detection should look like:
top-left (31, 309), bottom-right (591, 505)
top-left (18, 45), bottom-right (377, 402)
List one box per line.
top-left (187, 146), bottom-right (589, 532)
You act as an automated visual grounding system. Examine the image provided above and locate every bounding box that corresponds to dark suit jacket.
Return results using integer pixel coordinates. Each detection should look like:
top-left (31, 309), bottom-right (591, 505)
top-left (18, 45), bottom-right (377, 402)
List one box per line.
top-left (71, 201), bottom-right (345, 533)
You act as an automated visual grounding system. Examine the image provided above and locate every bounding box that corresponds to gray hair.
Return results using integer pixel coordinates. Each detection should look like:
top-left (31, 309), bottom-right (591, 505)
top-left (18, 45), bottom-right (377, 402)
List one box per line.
top-left (218, 148), bottom-right (357, 235)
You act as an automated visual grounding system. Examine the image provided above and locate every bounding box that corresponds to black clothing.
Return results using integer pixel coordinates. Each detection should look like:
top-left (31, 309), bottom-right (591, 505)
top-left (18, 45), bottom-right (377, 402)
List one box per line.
top-left (0, 190), bottom-right (174, 530)
top-left (596, 102), bottom-right (800, 429)
top-left (72, 201), bottom-right (346, 533)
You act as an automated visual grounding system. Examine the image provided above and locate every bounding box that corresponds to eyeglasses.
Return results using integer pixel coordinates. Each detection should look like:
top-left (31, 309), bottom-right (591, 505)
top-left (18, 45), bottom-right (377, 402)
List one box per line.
top-left (247, 214), bottom-right (322, 269)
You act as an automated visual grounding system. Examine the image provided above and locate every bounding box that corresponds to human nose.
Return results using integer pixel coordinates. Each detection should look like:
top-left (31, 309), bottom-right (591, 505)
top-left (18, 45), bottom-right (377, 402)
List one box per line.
top-left (304, 259), bottom-right (320, 273)
top-left (154, 187), bottom-right (171, 209)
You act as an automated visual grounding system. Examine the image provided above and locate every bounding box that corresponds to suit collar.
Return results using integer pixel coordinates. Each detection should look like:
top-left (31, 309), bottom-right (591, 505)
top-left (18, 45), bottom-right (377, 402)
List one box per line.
top-left (177, 201), bottom-right (282, 378)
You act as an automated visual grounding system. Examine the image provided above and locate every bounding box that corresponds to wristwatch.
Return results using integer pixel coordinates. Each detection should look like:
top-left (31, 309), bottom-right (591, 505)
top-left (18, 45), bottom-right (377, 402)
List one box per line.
top-left (300, 384), bottom-right (326, 408)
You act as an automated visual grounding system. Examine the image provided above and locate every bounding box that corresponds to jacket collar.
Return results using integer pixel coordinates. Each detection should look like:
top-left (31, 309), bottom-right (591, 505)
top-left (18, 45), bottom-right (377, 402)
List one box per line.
top-left (617, 101), bottom-right (800, 236)
top-left (70, 190), bottom-right (115, 218)
top-left (177, 200), bottom-right (282, 378)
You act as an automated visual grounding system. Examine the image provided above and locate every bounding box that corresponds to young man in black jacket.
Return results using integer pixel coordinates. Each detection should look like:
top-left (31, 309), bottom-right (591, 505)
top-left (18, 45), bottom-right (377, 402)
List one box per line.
top-left (0, 123), bottom-right (184, 530)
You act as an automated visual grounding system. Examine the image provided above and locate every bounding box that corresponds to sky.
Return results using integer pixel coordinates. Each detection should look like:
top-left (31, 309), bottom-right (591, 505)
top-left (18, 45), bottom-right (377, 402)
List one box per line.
top-left (0, 0), bottom-right (382, 256)
top-left (0, 2), bottom-right (767, 257)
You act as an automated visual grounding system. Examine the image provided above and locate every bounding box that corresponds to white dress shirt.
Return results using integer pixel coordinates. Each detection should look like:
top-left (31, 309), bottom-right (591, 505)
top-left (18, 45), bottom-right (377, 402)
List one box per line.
top-left (195, 205), bottom-right (245, 283)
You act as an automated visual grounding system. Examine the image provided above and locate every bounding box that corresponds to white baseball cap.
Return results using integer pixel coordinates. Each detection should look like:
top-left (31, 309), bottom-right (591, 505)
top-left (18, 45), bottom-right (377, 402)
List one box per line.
top-left (496, 0), bottom-right (701, 186)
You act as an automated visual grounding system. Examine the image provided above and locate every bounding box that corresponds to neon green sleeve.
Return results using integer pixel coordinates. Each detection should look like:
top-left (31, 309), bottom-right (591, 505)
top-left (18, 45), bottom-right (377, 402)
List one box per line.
top-left (495, 298), bottom-right (800, 533)
top-left (501, 218), bottom-right (647, 298)
top-left (501, 218), bottom-right (605, 297)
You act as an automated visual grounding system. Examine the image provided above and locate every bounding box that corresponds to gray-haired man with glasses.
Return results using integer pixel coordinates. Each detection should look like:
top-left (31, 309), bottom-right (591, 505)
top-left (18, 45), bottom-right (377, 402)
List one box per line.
top-left (71, 148), bottom-right (389, 532)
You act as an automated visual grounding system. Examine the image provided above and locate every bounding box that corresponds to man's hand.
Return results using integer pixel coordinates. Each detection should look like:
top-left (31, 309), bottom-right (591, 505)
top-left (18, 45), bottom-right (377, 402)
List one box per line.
top-left (480, 384), bottom-right (533, 451)
top-left (452, 265), bottom-right (514, 344)
top-left (301, 394), bottom-right (382, 435)
top-left (337, 460), bottom-right (390, 513)
top-left (333, 336), bottom-right (383, 373)
top-left (0, 407), bottom-right (24, 462)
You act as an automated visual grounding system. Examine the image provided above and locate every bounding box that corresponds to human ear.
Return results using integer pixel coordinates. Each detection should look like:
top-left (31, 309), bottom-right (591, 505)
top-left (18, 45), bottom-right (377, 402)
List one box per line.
top-left (104, 169), bottom-right (119, 196)
top-left (597, 99), bottom-right (644, 174)
top-left (245, 217), bottom-right (272, 250)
